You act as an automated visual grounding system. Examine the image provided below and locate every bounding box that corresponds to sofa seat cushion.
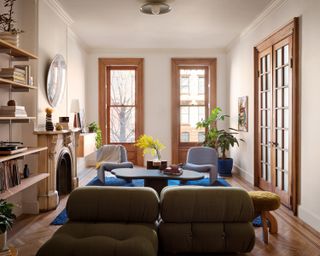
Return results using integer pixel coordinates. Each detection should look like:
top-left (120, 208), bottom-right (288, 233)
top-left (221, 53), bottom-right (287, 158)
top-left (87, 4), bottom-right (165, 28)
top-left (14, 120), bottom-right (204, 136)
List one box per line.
top-left (159, 223), bottom-right (255, 254)
top-left (36, 223), bottom-right (158, 256)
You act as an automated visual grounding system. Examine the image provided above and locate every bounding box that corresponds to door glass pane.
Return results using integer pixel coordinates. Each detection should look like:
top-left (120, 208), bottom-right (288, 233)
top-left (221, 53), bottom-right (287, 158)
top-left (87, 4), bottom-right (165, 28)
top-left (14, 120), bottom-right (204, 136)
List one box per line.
top-left (277, 110), bottom-right (282, 128)
top-left (261, 57), bottom-right (265, 73)
top-left (277, 130), bottom-right (282, 148)
top-left (110, 107), bottom-right (135, 143)
top-left (276, 69), bottom-right (282, 88)
top-left (110, 70), bottom-right (135, 105)
top-left (180, 69), bottom-right (205, 105)
top-left (284, 109), bottom-right (289, 128)
top-left (180, 106), bottom-right (205, 142)
top-left (277, 150), bottom-right (282, 168)
top-left (261, 128), bottom-right (265, 144)
top-left (284, 151), bottom-right (288, 170)
top-left (276, 89), bottom-right (282, 107)
top-left (284, 172), bottom-right (288, 192)
top-left (284, 45), bottom-right (289, 65)
top-left (267, 91), bottom-right (272, 108)
top-left (284, 87), bottom-right (289, 107)
top-left (284, 130), bottom-right (289, 149)
top-left (267, 164), bottom-right (271, 182)
top-left (284, 66), bottom-right (289, 86)
top-left (276, 48), bottom-right (282, 67)
top-left (266, 55), bottom-right (271, 72)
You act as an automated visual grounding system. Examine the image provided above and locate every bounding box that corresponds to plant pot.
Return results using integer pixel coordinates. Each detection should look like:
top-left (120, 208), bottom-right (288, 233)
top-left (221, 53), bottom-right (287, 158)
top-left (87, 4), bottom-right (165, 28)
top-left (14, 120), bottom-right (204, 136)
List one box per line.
top-left (218, 158), bottom-right (233, 177)
top-left (0, 231), bottom-right (8, 252)
top-left (0, 32), bottom-right (19, 47)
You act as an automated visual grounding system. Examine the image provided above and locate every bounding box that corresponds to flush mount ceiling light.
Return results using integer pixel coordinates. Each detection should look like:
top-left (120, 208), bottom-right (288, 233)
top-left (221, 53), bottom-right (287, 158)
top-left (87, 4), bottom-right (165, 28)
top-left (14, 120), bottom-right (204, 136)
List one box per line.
top-left (140, 2), bottom-right (172, 15)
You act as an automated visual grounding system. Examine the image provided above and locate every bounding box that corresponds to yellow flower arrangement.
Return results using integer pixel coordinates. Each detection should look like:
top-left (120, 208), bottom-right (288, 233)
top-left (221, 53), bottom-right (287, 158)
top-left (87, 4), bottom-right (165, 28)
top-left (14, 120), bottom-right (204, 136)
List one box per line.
top-left (135, 134), bottom-right (165, 160)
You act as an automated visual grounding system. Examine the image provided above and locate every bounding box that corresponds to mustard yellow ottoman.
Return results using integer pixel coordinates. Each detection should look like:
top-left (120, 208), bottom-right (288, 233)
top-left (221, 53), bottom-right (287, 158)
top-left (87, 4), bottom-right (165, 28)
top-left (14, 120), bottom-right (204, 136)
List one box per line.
top-left (248, 191), bottom-right (280, 244)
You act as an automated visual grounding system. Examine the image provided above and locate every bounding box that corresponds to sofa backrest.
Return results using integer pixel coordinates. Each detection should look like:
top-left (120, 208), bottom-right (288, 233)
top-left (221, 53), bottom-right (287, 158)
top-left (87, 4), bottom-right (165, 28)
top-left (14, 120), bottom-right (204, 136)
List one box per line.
top-left (67, 187), bottom-right (159, 223)
top-left (160, 186), bottom-right (254, 222)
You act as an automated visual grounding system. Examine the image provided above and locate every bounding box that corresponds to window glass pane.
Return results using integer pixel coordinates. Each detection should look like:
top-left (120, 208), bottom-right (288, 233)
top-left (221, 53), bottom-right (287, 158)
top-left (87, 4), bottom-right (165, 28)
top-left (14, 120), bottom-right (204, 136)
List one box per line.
top-left (261, 57), bottom-right (265, 73)
top-left (276, 89), bottom-right (282, 107)
top-left (110, 107), bottom-right (135, 143)
top-left (180, 76), bottom-right (189, 94)
top-left (180, 69), bottom-right (205, 105)
top-left (276, 68), bottom-right (282, 88)
top-left (284, 66), bottom-right (289, 86)
top-left (267, 164), bottom-right (271, 182)
top-left (284, 87), bottom-right (289, 107)
top-left (284, 172), bottom-right (288, 192)
top-left (198, 132), bottom-right (205, 143)
top-left (180, 106), bottom-right (205, 143)
top-left (110, 70), bottom-right (135, 105)
top-left (180, 132), bottom-right (190, 142)
top-left (266, 55), bottom-right (271, 72)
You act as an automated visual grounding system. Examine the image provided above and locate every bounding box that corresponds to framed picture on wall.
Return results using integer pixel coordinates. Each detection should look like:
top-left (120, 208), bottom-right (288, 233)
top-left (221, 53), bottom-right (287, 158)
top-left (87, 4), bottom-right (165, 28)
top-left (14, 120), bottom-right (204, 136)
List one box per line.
top-left (238, 96), bottom-right (248, 132)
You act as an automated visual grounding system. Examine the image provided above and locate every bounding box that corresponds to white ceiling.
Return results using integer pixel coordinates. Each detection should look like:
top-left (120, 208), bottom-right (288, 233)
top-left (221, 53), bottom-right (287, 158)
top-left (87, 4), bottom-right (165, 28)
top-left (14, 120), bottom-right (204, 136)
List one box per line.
top-left (58, 0), bottom-right (273, 49)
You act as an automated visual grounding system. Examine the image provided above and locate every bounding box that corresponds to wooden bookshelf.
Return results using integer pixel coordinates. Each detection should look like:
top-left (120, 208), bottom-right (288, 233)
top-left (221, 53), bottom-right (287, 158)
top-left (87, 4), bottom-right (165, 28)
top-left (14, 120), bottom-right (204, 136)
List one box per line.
top-left (0, 173), bottom-right (49, 199)
top-left (0, 116), bottom-right (36, 123)
top-left (0, 147), bottom-right (47, 163)
top-left (0, 77), bottom-right (37, 90)
top-left (0, 39), bottom-right (38, 59)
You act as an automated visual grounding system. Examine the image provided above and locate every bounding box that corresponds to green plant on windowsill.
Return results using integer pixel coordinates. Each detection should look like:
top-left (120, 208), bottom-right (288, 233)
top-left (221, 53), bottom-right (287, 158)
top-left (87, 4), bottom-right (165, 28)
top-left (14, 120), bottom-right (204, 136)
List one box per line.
top-left (88, 122), bottom-right (102, 149)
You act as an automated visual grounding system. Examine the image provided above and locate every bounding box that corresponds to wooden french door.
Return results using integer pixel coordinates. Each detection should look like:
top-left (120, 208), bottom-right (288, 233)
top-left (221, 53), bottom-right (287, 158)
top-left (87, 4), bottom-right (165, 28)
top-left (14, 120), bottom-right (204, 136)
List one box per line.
top-left (255, 18), bottom-right (299, 212)
top-left (172, 59), bottom-right (216, 164)
top-left (99, 58), bottom-right (144, 166)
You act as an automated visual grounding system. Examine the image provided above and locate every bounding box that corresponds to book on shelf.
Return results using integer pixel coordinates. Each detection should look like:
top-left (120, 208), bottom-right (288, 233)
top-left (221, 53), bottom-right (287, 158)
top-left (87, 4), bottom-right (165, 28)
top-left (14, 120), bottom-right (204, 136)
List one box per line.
top-left (0, 160), bottom-right (21, 192)
top-left (0, 105), bottom-right (25, 110)
top-left (0, 65), bottom-right (31, 85)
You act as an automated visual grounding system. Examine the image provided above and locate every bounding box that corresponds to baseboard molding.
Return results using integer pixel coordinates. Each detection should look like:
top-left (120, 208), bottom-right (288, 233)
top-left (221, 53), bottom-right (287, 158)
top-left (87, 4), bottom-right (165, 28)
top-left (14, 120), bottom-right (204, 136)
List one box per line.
top-left (298, 205), bottom-right (320, 233)
top-left (233, 164), bottom-right (254, 184)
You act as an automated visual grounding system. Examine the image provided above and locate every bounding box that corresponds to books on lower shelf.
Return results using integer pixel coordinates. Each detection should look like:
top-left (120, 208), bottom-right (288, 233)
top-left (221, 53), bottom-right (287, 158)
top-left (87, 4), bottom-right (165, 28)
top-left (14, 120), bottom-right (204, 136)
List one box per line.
top-left (0, 105), bottom-right (27, 117)
top-left (0, 65), bottom-right (32, 85)
top-left (0, 159), bottom-right (22, 192)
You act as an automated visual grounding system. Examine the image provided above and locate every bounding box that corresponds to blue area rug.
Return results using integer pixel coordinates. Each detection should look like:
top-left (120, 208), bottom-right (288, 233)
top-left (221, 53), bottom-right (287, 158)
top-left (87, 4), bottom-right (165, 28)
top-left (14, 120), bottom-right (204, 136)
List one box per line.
top-left (51, 176), bottom-right (262, 226)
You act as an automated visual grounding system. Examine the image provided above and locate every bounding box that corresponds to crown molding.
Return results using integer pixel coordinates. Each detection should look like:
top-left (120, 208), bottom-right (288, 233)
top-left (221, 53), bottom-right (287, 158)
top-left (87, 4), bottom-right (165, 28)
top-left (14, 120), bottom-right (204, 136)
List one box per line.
top-left (44, 0), bottom-right (74, 26)
top-left (226, 0), bottom-right (289, 52)
top-left (68, 28), bottom-right (89, 53)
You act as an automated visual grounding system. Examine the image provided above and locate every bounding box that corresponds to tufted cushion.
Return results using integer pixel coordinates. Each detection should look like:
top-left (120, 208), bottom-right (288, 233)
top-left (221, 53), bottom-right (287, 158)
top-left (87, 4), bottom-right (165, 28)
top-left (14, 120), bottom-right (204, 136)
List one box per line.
top-left (67, 186), bottom-right (159, 223)
top-left (248, 191), bottom-right (281, 212)
top-left (160, 186), bottom-right (254, 222)
top-left (36, 223), bottom-right (158, 256)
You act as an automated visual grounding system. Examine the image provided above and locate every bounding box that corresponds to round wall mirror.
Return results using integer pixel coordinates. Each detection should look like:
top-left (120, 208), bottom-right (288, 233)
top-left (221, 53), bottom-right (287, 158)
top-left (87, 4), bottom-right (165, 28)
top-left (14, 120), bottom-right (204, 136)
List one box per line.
top-left (46, 54), bottom-right (67, 107)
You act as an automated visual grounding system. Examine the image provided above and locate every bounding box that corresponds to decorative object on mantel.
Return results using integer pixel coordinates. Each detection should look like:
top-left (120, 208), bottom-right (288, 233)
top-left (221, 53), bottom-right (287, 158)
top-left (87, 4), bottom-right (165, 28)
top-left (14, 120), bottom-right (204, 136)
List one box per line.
top-left (135, 134), bottom-right (166, 169)
top-left (70, 99), bottom-right (81, 129)
top-left (0, 199), bottom-right (16, 252)
top-left (0, 0), bottom-right (24, 47)
top-left (45, 107), bottom-right (54, 131)
top-left (238, 96), bottom-right (248, 132)
top-left (58, 116), bottom-right (69, 130)
top-left (46, 54), bottom-right (67, 107)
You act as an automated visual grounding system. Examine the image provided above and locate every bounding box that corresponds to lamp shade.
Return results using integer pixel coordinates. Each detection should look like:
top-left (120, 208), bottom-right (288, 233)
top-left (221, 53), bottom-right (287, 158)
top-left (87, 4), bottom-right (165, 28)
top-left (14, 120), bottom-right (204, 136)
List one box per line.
top-left (70, 99), bottom-right (80, 113)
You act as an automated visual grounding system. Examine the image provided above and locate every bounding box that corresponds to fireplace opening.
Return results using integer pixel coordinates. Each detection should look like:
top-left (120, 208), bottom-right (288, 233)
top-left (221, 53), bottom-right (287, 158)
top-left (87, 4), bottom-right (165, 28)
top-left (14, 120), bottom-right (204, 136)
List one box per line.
top-left (56, 149), bottom-right (72, 195)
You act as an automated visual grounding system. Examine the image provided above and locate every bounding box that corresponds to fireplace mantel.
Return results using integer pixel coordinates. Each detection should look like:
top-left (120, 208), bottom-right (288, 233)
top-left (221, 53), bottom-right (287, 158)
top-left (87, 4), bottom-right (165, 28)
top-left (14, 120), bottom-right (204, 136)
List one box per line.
top-left (35, 129), bottom-right (80, 211)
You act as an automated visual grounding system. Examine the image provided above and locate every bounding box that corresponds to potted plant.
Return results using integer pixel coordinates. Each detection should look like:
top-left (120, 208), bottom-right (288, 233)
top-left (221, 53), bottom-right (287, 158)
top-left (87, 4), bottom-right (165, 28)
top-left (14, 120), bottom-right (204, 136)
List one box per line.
top-left (135, 134), bottom-right (166, 169)
top-left (197, 107), bottom-right (243, 176)
top-left (0, 200), bottom-right (16, 251)
top-left (88, 122), bottom-right (102, 149)
top-left (0, 0), bottom-right (24, 47)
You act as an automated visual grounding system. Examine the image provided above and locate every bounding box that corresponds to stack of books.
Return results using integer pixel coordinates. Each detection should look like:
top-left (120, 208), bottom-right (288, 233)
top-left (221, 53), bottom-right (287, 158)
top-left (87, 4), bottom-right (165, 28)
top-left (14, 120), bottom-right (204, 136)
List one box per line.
top-left (0, 106), bottom-right (27, 117)
top-left (0, 65), bottom-right (30, 84)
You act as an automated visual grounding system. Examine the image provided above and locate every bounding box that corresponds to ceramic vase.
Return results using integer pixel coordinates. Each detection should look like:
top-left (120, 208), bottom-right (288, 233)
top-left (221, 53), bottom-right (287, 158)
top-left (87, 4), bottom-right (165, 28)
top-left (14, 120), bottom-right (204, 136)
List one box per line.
top-left (0, 231), bottom-right (8, 252)
top-left (45, 114), bottom-right (54, 131)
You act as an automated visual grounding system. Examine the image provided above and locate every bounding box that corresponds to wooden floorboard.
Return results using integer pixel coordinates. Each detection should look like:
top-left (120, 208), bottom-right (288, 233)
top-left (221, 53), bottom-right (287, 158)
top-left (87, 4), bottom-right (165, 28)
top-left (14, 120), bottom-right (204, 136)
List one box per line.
top-left (7, 167), bottom-right (320, 256)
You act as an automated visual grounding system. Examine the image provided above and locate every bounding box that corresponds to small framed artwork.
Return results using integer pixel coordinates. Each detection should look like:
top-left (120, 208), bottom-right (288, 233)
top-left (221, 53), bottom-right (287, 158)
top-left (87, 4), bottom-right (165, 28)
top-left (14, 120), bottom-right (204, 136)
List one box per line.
top-left (238, 96), bottom-right (248, 132)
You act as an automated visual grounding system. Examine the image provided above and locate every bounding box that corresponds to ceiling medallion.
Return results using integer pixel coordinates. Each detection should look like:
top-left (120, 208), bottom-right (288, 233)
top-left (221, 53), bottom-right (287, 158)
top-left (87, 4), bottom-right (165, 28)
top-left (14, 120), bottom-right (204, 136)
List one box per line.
top-left (140, 2), bottom-right (172, 15)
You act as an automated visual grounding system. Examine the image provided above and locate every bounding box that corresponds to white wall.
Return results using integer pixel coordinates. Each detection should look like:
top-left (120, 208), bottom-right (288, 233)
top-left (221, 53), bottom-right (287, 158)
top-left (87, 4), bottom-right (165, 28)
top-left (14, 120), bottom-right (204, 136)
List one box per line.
top-left (227, 0), bottom-right (320, 231)
top-left (86, 49), bottom-right (228, 162)
top-left (37, 0), bottom-right (87, 128)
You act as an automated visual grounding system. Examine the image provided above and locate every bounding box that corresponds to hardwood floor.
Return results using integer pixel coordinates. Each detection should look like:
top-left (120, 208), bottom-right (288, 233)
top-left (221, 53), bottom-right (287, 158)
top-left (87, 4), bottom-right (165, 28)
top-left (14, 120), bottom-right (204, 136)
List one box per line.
top-left (7, 166), bottom-right (320, 256)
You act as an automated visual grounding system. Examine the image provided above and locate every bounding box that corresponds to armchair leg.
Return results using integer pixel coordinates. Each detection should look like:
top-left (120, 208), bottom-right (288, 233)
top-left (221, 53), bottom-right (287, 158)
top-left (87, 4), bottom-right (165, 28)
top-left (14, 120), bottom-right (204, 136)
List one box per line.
top-left (97, 168), bottom-right (106, 184)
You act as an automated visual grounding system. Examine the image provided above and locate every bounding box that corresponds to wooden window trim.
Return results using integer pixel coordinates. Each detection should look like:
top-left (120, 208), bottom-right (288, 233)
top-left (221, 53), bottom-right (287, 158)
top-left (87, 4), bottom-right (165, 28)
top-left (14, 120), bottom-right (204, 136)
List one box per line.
top-left (98, 58), bottom-right (144, 165)
top-left (171, 58), bottom-right (217, 164)
top-left (254, 18), bottom-right (299, 214)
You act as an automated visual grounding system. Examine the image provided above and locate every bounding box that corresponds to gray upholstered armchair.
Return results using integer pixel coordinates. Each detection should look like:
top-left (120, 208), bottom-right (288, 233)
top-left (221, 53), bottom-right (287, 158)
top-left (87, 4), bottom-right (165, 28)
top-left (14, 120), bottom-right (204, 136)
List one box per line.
top-left (183, 146), bottom-right (218, 184)
top-left (97, 145), bottom-right (133, 183)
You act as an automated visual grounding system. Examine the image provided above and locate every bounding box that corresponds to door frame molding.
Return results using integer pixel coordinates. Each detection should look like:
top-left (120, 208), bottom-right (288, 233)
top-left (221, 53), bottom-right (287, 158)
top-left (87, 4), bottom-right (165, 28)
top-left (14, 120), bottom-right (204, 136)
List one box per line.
top-left (171, 58), bottom-right (217, 164)
top-left (253, 18), bottom-right (300, 214)
top-left (98, 58), bottom-right (144, 166)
